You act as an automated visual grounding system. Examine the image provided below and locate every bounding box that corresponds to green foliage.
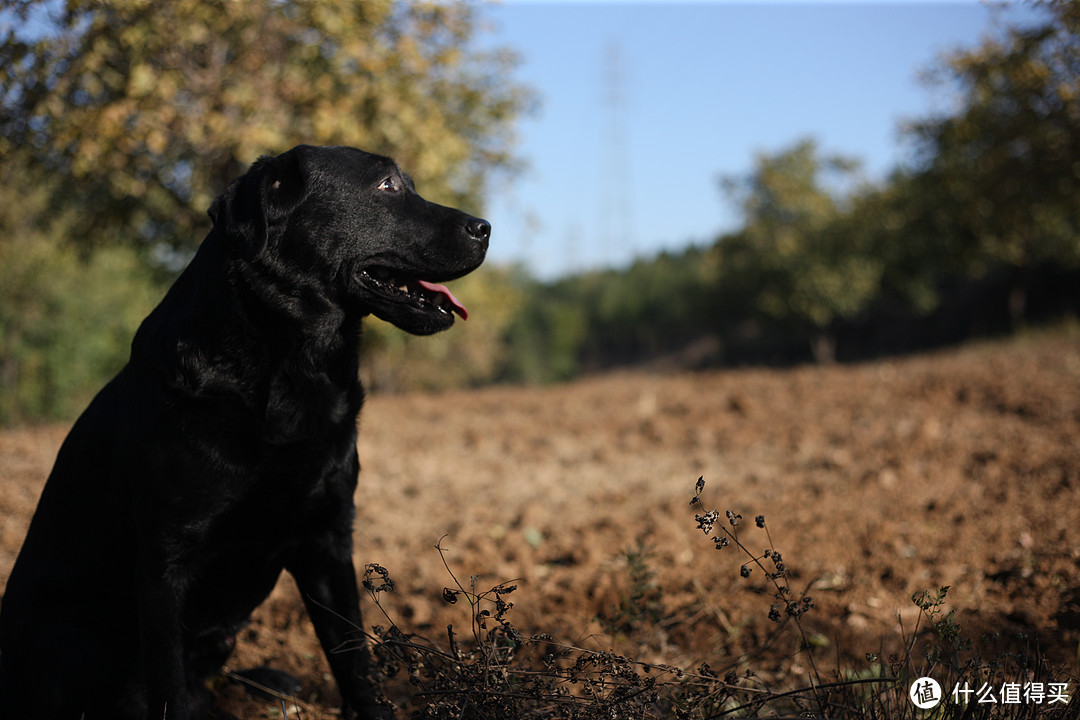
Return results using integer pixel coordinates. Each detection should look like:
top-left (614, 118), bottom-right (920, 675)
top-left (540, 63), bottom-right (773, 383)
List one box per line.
top-left (838, 173), bottom-right (948, 317)
top-left (905, 1), bottom-right (1080, 322)
top-left (715, 139), bottom-right (883, 361)
top-left (1, 0), bottom-right (532, 252)
top-left (499, 247), bottom-right (719, 384)
top-left (0, 154), bottom-right (161, 424)
top-left (500, 276), bottom-right (589, 384)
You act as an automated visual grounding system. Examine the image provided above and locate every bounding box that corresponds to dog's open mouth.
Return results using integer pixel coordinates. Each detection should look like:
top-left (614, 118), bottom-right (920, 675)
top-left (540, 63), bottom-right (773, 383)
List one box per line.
top-left (358, 268), bottom-right (468, 320)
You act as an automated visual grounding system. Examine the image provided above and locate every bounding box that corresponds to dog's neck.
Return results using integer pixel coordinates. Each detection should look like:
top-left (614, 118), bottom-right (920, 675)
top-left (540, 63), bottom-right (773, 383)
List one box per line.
top-left (132, 232), bottom-right (364, 442)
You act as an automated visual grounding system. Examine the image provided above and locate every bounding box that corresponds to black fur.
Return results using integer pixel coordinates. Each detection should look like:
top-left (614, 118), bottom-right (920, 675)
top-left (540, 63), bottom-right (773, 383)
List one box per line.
top-left (0, 145), bottom-right (489, 720)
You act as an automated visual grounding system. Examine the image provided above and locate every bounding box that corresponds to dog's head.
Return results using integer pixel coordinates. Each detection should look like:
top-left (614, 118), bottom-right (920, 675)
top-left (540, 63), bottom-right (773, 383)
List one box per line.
top-left (208, 145), bottom-right (489, 335)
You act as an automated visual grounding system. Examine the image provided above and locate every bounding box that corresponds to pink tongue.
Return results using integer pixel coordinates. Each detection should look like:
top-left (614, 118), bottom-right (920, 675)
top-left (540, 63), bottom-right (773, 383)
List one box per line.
top-left (416, 280), bottom-right (468, 320)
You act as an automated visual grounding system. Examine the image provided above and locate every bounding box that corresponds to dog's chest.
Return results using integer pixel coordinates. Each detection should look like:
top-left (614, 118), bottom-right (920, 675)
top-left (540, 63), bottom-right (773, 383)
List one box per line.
top-left (261, 367), bottom-right (363, 444)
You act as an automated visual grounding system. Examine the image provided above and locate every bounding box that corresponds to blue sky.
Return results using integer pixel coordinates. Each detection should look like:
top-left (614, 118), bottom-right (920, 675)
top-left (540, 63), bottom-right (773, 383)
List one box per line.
top-left (479, 1), bottom-right (1046, 279)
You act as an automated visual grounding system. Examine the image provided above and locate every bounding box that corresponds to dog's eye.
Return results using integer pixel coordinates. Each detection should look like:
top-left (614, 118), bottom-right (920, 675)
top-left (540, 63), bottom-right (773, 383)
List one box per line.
top-left (378, 177), bottom-right (399, 193)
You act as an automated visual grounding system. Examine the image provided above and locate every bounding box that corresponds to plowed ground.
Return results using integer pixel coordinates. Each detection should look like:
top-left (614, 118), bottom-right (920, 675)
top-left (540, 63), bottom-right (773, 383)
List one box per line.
top-left (2, 333), bottom-right (1079, 717)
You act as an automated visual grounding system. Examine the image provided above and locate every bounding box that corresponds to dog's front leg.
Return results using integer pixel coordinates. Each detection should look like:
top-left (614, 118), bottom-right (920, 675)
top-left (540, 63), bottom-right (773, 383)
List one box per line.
top-left (288, 536), bottom-right (391, 720)
top-left (137, 567), bottom-right (193, 720)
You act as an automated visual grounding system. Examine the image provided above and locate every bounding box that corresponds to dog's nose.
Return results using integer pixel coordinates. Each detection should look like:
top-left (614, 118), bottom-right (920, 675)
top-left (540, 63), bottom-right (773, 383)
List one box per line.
top-left (466, 218), bottom-right (491, 246)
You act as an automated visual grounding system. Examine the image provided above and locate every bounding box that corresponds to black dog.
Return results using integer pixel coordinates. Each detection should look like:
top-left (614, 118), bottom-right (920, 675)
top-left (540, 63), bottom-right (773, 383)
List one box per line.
top-left (0, 145), bottom-right (489, 719)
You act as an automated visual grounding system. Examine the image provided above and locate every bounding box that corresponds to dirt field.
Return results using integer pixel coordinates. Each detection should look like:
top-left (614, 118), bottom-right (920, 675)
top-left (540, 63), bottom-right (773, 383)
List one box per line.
top-left (2, 332), bottom-right (1079, 717)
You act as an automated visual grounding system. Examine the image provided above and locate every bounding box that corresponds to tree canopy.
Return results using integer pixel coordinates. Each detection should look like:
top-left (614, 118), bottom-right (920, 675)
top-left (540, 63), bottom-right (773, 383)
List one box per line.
top-left (906, 0), bottom-right (1080, 319)
top-left (1, 0), bottom-right (532, 254)
top-left (0, 0), bottom-right (532, 422)
top-left (716, 139), bottom-right (882, 362)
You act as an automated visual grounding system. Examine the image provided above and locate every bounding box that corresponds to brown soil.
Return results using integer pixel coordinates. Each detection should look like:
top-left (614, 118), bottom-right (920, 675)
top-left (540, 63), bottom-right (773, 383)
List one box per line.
top-left (2, 333), bottom-right (1079, 717)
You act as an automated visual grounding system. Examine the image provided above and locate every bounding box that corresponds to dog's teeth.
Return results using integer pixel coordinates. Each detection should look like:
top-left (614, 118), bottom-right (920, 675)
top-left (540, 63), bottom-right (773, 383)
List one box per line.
top-left (398, 284), bottom-right (408, 293)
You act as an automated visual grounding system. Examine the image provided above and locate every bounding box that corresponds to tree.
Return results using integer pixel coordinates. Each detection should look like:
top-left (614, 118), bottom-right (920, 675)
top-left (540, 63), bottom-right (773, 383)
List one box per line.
top-left (0, 0), bottom-right (532, 421)
top-left (0, 151), bottom-right (161, 423)
top-left (906, 1), bottom-right (1080, 326)
top-left (1, 0), bottom-right (532, 254)
top-left (717, 138), bottom-right (882, 363)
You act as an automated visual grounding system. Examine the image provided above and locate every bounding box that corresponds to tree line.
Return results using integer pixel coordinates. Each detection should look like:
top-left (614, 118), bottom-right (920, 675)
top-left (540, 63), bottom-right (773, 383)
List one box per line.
top-left (493, 1), bottom-right (1080, 377)
top-left (2, 1), bottom-right (1078, 423)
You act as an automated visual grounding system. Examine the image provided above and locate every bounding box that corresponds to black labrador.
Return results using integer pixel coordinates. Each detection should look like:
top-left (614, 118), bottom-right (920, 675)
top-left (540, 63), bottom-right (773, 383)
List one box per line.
top-left (0, 145), bottom-right (489, 720)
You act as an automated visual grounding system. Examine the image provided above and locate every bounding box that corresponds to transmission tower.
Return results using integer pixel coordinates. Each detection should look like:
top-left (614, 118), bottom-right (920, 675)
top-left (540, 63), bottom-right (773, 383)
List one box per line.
top-left (598, 41), bottom-right (636, 270)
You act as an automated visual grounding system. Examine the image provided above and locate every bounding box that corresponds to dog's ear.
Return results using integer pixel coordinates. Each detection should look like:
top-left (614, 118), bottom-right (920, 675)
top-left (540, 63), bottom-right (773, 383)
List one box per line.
top-left (208, 151), bottom-right (304, 259)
